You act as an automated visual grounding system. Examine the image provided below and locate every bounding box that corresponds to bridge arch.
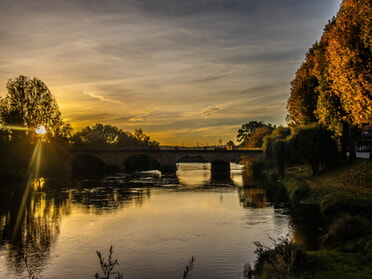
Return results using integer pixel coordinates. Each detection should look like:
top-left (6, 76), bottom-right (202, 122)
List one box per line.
top-left (124, 154), bottom-right (161, 172)
top-left (72, 154), bottom-right (106, 178)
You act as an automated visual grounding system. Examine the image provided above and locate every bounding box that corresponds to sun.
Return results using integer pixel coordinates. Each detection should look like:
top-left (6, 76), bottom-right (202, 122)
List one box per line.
top-left (35, 125), bottom-right (47, 135)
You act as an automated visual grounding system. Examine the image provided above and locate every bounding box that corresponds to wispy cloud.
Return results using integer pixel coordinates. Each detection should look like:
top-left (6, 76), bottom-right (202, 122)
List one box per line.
top-left (0, 0), bottom-right (343, 145)
top-left (82, 90), bottom-right (126, 105)
top-left (201, 102), bottom-right (234, 117)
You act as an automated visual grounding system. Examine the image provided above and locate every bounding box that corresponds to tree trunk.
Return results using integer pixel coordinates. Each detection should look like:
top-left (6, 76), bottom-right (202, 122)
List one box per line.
top-left (349, 127), bottom-right (357, 160)
top-left (341, 121), bottom-right (349, 160)
top-left (369, 129), bottom-right (372, 162)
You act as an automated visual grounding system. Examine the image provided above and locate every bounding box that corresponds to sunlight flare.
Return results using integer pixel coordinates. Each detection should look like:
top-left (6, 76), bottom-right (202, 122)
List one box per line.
top-left (11, 140), bottom-right (43, 241)
top-left (0, 124), bottom-right (30, 131)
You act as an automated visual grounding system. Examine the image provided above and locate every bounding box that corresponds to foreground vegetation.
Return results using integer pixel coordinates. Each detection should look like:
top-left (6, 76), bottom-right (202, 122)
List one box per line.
top-left (253, 159), bottom-right (372, 279)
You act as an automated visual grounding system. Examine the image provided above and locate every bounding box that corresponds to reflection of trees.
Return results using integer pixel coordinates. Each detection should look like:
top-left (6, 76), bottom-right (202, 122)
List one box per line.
top-left (65, 186), bottom-right (150, 213)
top-left (238, 187), bottom-right (268, 208)
top-left (0, 179), bottom-right (151, 276)
top-left (0, 188), bottom-right (64, 275)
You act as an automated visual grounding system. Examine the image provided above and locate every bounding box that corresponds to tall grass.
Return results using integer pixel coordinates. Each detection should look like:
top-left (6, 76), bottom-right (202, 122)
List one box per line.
top-left (182, 256), bottom-right (195, 279)
top-left (95, 246), bottom-right (123, 279)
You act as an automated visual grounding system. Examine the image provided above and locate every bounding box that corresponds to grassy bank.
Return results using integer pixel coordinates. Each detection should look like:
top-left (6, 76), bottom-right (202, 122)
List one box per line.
top-left (278, 159), bottom-right (372, 278)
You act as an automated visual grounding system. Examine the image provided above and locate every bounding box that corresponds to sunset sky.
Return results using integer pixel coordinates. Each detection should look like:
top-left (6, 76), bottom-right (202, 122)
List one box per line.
top-left (0, 0), bottom-right (342, 146)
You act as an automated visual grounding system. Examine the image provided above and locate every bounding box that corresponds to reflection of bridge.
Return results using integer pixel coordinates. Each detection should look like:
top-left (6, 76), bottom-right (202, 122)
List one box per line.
top-left (70, 148), bottom-right (263, 172)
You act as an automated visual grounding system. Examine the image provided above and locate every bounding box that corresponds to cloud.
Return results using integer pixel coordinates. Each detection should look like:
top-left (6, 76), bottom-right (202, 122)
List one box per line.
top-left (128, 107), bottom-right (160, 122)
top-left (0, 0), bottom-right (343, 145)
top-left (201, 102), bottom-right (233, 117)
top-left (190, 73), bottom-right (230, 84)
top-left (82, 90), bottom-right (126, 105)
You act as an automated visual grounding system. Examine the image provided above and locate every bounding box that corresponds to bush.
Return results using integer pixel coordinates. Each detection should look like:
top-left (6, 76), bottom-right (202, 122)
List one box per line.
top-left (287, 125), bottom-right (338, 175)
top-left (284, 178), bottom-right (310, 204)
top-left (253, 236), bottom-right (311, 279)
top-left (326, 214), bottom-right (368, 244)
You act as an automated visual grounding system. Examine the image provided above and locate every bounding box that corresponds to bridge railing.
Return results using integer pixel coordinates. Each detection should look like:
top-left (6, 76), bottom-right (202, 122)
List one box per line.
top-left (70, 147), bottom-right (263, 153)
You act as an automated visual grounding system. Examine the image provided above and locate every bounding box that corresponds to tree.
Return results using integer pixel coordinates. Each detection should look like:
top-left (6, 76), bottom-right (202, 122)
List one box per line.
top-left (288, 125), bottom-right (338, 175)
top-left (263, 125), bottom-right (338, 176)
top-left (225, 140), bottom-right (235, 150)
top-left (237, 121), bottom-right (273, 147)
top-left (324, 0), bottom-right (372, 160)
top-left (132, 128), bottom-right (159, 147)
top-left (0, 75), bottom-right (73, 179)
top-left (326, 0), bottom-right (372, 127)
top-left (287, 0), bottom-right (372, 160)
top-left (73, 124), bottom-right (128, 147)
top-left (247, 126), bottom-right (274, 148)
top-left (287, 43), bottom-right (321, 125)
top-left (73, 124), bottom-right (159, 148)
top-left (263, 126), bottom-right (291, 166)
top-left (0, 75), bottom-right (65, 141)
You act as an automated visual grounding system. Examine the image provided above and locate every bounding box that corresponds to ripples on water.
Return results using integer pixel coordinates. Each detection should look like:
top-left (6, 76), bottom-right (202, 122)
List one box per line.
top-left (0, 163), bottom-right (294, 279)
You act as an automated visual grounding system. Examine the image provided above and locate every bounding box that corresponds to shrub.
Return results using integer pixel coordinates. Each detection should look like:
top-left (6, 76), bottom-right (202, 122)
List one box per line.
top-left (253, 236), bottom-right (311, 279)
top-left (287, 125), bottom-right (338, 175)
top-left (326, 214), bottom-right (368, 244)
top-left (284, 178), bottom-right (310, 204)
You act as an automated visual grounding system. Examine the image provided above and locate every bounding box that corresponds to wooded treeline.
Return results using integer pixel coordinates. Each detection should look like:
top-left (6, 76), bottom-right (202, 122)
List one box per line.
top-left (287, 0), bottom-right (371, 160)
top-left (236, 0), bottom-right (371, 177)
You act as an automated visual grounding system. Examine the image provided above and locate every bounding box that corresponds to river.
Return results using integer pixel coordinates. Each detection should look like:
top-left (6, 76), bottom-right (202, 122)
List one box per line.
top-left (0, 163), bottom-right (316, 279)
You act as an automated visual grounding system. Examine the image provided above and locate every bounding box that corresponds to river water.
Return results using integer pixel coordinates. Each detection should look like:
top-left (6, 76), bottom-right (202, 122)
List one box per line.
top-left (0, 163), bottom-right (313, 279)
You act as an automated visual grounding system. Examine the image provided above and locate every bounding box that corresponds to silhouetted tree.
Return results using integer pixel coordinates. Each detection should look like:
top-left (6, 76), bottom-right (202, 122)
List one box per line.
top-left (0, 75), bottom-right (70, 142)
top-left (225, 140), bottom-right (235, 150)
top-left (0, 75), bottom-right (73, 179)
top-left (73, 124), bottom-right (159, 148)
top-left (132, 128), bottom-right (159, 147)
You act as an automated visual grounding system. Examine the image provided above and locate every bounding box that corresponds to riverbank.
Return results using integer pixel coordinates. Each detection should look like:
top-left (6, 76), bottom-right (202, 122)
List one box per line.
top-left (281, 159), bottom-right (372, 278)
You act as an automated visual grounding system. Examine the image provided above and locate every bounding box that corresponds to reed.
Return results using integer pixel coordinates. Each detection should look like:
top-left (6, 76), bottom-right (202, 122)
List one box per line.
top-left (182, 256), bottom-right (195, 279)
top-left (95, 246), bottom-right (123, 279)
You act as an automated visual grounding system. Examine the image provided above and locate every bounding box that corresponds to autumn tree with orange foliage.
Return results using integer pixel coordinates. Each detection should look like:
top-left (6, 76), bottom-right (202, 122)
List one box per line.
top-left (326, 0), bottom-right (372, 126)
top-left (287, 43), bottom-right (321, 125)
top-left (247, 126), bottom-right (274, 148)
top-left (287, 0), bottom-right (372, 161)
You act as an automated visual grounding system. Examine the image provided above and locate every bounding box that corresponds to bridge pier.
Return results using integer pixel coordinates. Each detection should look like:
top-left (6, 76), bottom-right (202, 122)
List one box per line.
top-left (211, 160), bottom-right (231, 182)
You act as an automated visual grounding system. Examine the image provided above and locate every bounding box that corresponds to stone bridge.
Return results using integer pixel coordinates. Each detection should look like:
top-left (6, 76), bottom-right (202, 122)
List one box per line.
top-left (70, 147), bottom-right (263, 172)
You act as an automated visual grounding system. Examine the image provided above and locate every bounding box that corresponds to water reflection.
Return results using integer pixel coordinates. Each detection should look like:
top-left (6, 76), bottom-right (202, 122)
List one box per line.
top-left (0, 178), bottom-right (153, 277)
top-left (31, 177), bottom-right (46, 190)
top-left (0, 164), bottom-right (322, 278)
top-left (0, 188), bottom-right (63, 276)
top-left (238, 188), bottom-right (268, 208)
top-left (65, 187), bottom-right (151, 213)
top-left (230, 170), bottom-right (244, 187)
top-left (176, 162), bottom-right (212, 187)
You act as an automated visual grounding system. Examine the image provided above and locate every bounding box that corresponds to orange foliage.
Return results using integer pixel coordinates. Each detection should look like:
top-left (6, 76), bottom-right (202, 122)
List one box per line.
top-left (326, 0), bottom-right (372, 127)
top-left (288, 0), bottom-right (372, 134)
